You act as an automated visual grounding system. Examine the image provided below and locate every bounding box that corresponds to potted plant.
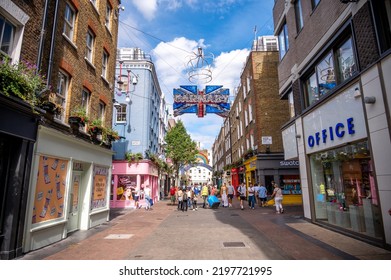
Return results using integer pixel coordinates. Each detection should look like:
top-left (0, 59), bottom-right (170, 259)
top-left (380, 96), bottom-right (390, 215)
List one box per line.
top-left (104, 128), bottom-right (120, 142)
top-left (0, 58), bottom-right (47, 114)
top-left (88, 119), bottom-right (103, 141)
top-left (125, 151), bottom-right (143, 164)
top-left (69, 106), bottom-right (89, 127)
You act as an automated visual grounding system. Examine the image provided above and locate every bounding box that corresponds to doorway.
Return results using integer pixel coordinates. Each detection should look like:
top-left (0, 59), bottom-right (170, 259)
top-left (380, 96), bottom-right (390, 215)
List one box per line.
top-left (67, 172), bottom-right (82, 233)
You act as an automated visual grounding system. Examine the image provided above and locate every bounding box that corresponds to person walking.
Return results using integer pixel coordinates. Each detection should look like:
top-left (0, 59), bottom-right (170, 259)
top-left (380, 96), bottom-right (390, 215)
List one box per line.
top-left (237, 183), bottom-right (247, 210)
top-left (177, 188), bottom-right (183, 211)
top-left (169, 185), bottom-right (176, 205)
top-left (258, 183), bottom-right (268, 207)
top-left (144, 185), bottom-right (152, 210)
top-left (220, 183), bottom-right (229, 207)
top-left (182, 186), bottom-right (188, 212)
top-left (271, 183), bottom-right (284, 214)
top-left (248, 183), bottom-right (256, 209)
top-left (201, 183), bottom-right (209, 208)
top-left (227, 181), bottom-right (235, 207)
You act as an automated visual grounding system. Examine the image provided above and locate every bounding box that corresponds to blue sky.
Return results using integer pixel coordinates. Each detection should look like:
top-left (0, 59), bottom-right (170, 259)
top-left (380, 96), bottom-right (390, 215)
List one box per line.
top-left (117, 0), bottom-right (275, 151)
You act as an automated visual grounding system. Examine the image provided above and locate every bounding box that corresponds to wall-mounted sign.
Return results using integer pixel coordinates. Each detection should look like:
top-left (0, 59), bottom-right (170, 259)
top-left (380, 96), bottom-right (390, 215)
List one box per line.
top-left (262, 136), bottom-right (272, 145)
top-left (131, 140), bottom-right (141, 146)
top-left (303, 84), bottom-right (366, 154)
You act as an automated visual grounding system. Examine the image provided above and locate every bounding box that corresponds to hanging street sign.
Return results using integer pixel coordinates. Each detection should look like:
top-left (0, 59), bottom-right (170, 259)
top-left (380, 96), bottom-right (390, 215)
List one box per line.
top-left (173, 85), bottom-right (230, 118)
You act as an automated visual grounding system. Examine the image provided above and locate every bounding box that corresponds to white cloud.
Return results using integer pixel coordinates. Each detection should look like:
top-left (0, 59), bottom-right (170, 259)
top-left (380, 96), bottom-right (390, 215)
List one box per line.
top-left (131, 0), bottom-right (158, 21)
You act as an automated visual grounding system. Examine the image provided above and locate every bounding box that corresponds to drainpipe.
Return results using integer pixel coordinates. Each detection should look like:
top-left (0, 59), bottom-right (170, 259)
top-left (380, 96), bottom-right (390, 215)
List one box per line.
top-left (36, 0), bottom-right (50, 73)
top-left (36, 0), bottom-right (59, 95)
top-left (46, 0), bottom-right (60, 88)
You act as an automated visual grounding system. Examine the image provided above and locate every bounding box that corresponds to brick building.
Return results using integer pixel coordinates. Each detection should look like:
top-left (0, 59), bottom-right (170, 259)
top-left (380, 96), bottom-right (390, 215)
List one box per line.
top-left (274, 0), bottom-right (391, 248)
top-left (1, 0), bottom-right (121, 258)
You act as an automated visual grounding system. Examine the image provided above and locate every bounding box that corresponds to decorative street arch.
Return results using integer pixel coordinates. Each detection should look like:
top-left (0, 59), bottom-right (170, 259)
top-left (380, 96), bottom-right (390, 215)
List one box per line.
top-left (173, 85), bottom-right (230, 118)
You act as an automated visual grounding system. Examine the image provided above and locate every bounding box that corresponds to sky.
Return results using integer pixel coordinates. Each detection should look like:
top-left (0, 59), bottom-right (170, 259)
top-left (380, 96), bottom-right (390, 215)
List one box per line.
top-left (117, 0), bottom-right (276, 151)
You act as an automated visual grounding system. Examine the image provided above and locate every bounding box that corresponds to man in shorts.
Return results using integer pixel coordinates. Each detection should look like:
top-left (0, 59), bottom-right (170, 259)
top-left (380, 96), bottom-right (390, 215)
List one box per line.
top-left (227, 181), bottom-right (235, 207)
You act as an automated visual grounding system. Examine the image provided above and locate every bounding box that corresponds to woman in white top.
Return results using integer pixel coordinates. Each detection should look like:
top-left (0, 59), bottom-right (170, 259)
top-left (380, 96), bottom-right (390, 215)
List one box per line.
top-left (144, 185), bottom-right (152, 210)
top-left (271, 183), bottom-right (284, 214)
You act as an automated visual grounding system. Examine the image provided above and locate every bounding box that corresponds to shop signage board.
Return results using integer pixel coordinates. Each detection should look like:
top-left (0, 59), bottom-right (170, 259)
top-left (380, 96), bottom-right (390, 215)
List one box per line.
top-left (303, 84), bottom-right (367, 154)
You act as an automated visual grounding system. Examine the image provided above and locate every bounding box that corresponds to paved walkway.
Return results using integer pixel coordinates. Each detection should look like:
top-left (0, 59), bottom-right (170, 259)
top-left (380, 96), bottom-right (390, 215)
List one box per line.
top-left (18, 198), bottom-right (391, 260)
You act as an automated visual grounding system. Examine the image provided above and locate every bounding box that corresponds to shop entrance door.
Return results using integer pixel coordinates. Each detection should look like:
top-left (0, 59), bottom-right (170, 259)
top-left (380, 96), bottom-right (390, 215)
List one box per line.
top-left (265, 175), bottom-right (274, 195)
top-left (67, 173), bottom-right (82, 233)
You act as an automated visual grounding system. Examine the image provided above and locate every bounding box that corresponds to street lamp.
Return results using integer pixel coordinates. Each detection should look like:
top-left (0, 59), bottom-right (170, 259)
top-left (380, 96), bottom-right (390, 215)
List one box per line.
top-left (115, 61), bottom-right (138, 103)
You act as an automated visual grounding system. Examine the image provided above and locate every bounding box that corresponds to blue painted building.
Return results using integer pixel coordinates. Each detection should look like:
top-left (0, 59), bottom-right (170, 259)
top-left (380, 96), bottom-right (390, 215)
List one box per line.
top-left (112, 48), bottom-right (168, 160)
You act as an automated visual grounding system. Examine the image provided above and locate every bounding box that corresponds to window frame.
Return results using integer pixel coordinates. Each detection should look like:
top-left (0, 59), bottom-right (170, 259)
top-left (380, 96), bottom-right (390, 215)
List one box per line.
top-left (278, 22), bottom-right (289, 60)
top-left (295, 0), bottom-right (304, 34)
top-left (371, 0), bottom-right (391, 54)
top-left (55, 71), bottom-right (70, 121)
top-left (63, 2), bottom-right (76, 42)
top-left (0, 15), bottom-right (15, 58)
top-left (105, 3), bottom-right (112, 30)
top-left (86, 29), bottom-right (95, 63)
top-left (102, 50), bottom-right (109, 79)
top-left (311, 0), bottom-right (321, 10)
top-left (99, 100), bottom-right (106, 122)
top-left (302, 35), bottom-right (357, 108)
top-left (115, 103), bottom-right (127, 123)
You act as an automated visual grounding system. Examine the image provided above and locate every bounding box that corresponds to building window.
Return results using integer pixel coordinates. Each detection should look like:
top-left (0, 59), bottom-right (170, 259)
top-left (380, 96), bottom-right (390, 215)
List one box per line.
top-left (278, 22), bottom-right (289, 60)
top-left (372, 0), bottom-right (391, 54)
top-left (63, 2), bottom-right (76, 42)
top-left (303, 36), bottom-right (356, 107)
top-left (99, 100), bottom-right (106, 122)
top-left (288, 90), bottom-right (295, 118)
top-left (116, 103), bottom-right (127, 123)
top-left (295, 0), bottom-right (304, 33)
top-left (336, 38), bottom-right (357, 82)
top-left (86, 29), bottom-right (95, 63)
top-left (105, 3), bottom-right (112, 30)
top-left (55, 71), bottom-right (69, 121)
top-left (81, 88), bottom-right (90, 110)
top-left (311, 0), bottom-right (321, 10)
top-left (102, 50), bottom-right (109, 79)
top-left (0, 16), bottom-right (15, 57)
top-left (310, 141), bottom-right (382, 239)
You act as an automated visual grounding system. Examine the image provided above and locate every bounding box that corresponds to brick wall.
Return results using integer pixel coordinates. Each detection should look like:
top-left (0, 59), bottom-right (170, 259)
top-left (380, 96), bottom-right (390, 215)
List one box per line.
top-left (40, 0), bottom-right (120, 128)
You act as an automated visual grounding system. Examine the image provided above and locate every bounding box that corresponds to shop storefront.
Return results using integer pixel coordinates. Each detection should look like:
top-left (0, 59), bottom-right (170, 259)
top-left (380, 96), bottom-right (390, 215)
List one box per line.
top-left (0, 95), bottom-right (40, 259)
top-left (244, 156), bottom-right (257, 187)
top-left (302, 84), bottom-right (384, 241)
top-left (23, 126), bottom-right (113, 253)
top-left (111, 160), bottom-right (159, 208)
top-left (256, 154), bottom-right (301, 204)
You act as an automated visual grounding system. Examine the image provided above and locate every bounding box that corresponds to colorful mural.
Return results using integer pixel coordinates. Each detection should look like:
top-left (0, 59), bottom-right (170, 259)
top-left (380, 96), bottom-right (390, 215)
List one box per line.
top-left (173, 85), bottom-right (230, 118)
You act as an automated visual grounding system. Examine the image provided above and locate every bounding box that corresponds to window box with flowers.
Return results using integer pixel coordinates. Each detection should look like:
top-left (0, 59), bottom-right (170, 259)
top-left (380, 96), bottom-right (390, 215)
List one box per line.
top-left (125, 151), bottom-right (143, 164)
top-left (39, 91), bottom-right (64, 118)
top-left (0, 58), bottom-right (46, 110)
top-left (103, 127), bottom-right (120, 143)
top-left (88, 119), bottom-right (103, 141)
top-left (69, 106), bottom-right (89, 127)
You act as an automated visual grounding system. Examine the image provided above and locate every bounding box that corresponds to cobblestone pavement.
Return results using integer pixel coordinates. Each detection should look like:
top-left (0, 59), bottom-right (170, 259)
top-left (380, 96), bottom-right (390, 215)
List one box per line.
top-left (18, 198), bottom-right (391, 260)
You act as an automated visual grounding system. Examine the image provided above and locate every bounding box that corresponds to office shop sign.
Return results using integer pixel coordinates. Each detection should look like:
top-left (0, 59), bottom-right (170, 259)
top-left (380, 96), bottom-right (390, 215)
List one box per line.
top-left (303, 85), bottom-right (367, 154)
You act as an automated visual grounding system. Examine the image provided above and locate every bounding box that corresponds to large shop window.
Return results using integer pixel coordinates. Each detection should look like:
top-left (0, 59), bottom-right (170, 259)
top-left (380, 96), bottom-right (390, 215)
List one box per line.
top-left (372, 0), bottom-right (391, 54)
top-left (304, 37), bottom-right (357, 107)
top-left (310, 141), bottom-right (382, 238)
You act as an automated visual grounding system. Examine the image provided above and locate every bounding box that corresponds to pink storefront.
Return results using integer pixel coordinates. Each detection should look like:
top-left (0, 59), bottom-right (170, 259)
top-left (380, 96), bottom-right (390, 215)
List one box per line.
top-left (110, 160), bottom-right (159, 208)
